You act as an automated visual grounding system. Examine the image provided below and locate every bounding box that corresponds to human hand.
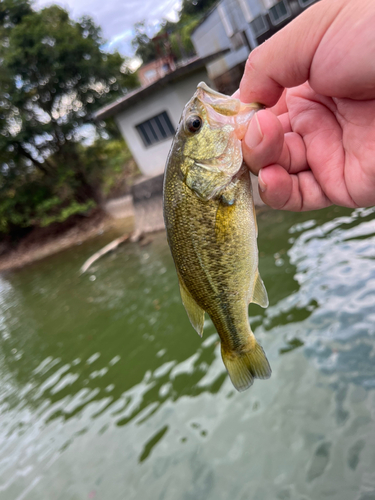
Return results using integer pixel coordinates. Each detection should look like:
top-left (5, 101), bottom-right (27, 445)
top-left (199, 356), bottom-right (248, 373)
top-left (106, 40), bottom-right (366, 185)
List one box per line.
top-left (240, 0), bottom-right (375, 211)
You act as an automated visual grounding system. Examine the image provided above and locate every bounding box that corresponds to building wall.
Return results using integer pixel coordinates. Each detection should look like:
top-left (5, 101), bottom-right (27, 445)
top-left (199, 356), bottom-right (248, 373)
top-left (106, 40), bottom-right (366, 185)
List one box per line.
top-left (191, 1), bottom-right (251, 81)
top-left (138, 57), bottom-right (176, 87)
top-left (115, 69), bottom-right (210, 177)
top-left (190, 0), bottom-right (270, 89)
top-left (191, 0), bottom-right (318, 93)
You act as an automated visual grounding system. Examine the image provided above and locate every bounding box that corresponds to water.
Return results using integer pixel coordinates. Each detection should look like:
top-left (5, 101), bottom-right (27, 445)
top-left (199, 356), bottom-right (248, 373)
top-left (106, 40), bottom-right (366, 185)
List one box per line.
top-left (1, 206), bottom-right (375, 500)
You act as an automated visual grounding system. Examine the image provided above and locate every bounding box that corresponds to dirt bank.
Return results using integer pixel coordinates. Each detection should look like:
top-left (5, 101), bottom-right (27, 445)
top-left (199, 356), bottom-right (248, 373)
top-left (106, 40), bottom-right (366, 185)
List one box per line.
top-left (0, 211), bottom-right (134, 273)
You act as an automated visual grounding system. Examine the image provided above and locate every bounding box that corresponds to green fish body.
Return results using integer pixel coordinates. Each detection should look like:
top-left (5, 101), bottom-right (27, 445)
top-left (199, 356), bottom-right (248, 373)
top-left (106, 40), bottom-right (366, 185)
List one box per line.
top-left (163, 82), bottom-right (271, 392)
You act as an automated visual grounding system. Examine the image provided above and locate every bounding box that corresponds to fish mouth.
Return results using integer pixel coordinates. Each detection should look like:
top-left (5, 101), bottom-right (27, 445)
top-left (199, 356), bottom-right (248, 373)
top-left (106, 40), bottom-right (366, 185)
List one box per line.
top-left (196, 82), bottom-right (262, 139)
top-left (197, 82), bottom-right (241, 116)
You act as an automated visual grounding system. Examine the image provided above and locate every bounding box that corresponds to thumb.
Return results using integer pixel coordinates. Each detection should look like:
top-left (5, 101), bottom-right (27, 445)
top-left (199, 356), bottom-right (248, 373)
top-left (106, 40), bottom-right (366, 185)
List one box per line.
top-left (239, 0), bottom-right (343, 106)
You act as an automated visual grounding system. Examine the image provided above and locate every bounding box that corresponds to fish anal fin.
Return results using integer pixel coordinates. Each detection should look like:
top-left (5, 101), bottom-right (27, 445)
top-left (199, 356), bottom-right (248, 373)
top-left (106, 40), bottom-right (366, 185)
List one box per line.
top-left (221, 341), bottom-right (271, 392)
top-left (178, 276), bottom-right (205, 337)
top-left (250, 271), bottom-right (269, 308)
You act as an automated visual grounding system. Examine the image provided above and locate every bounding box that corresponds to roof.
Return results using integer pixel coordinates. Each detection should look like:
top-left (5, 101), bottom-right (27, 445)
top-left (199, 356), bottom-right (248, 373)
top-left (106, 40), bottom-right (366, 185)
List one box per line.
top-left (94, 49), bottom-right (229, 120)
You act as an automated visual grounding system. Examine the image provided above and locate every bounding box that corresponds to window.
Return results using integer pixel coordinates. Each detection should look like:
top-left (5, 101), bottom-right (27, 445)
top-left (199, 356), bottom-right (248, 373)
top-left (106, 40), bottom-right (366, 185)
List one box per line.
top-left (250, 15), bottom-right (269, 37)
top-left (269, 0), bottom-right (291, 25)
top-left (298, 0), bottom-right (315, 7)
top-left (144, 69), bottom-right (157, 81)
top-left (136, 111), bottom-right (175, 147)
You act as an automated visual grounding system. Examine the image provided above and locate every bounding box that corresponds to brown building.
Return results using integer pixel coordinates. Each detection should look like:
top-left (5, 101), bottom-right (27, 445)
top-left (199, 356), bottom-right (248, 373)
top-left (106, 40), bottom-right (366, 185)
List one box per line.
top-left (137, 57), bottom-right (176, 87)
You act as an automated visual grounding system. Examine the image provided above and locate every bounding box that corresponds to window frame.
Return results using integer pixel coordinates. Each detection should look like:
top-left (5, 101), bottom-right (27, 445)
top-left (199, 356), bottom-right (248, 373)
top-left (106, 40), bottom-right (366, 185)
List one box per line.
top-left (135, 111), bottom-right (175, 148)
top-left (269, 0), bottom-right (291, 25)
top-left (298, 0), bottom-right (315, 7)
top-left (250, 14), bottom-right (269, 37)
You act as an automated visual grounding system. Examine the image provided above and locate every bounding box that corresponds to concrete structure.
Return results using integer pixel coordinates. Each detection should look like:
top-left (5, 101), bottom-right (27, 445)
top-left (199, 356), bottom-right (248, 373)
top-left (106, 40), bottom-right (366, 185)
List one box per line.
top-left (191, 0), bottom-right (318, 94)
top-left (191, 0), bottom-right (257, 94)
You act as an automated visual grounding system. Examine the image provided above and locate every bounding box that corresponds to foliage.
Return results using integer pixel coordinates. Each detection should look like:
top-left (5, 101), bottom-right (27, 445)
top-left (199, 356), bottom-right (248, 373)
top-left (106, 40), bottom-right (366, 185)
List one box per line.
top-left (76, 137), bottom-right (139, 198)
top-left (0, 135), bottom-right (138, 235)
top-left (179, 0), bottom-right (218, 19)
top-left (0, 0), bottom-right (139, 237)
top-left (131, 22), bottom-right (157, 64)
top-left (132, 0), bottom-right (218, 65)
top-left (169, 18), bottom-right (200, 60)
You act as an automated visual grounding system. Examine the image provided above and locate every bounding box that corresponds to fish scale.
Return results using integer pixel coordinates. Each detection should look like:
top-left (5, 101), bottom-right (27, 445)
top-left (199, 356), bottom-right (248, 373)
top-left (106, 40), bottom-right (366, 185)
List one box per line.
top-left (163, 82), bottom-right (271, 392)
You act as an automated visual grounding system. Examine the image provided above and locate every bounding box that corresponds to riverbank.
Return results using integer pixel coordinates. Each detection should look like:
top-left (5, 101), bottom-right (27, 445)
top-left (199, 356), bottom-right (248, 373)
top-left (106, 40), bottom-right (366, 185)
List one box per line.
top-left (0, 177), bottom-right (267, 273)
top-left (0, 211), bottom-right (135, 273)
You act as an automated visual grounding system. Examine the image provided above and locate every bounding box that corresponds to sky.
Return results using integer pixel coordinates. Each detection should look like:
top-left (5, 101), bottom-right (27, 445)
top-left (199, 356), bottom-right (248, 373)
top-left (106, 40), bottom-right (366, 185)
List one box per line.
top-left (34, 0), bottom-right (182, 58)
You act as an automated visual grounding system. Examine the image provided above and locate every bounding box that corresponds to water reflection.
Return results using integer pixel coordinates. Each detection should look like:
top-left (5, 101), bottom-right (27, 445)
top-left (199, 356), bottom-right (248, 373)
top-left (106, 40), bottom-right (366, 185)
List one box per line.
top-left (0, 206), bottom-right (374, 499)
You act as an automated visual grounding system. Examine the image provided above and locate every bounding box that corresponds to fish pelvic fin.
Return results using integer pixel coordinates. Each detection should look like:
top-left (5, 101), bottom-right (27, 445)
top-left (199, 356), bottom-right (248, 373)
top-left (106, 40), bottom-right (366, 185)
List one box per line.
top-left (221, 340), bottom-right (271, 392)
top-left (178, 275), bottom-right (205, 337)
top-left (250, 270), bottom-right (269, 308)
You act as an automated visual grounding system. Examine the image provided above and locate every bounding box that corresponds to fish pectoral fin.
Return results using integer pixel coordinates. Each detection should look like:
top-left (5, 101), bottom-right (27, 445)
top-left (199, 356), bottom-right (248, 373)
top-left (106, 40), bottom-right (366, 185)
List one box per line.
top-left (178, 276), bottom-right (205, 337)
top-left (185, 165), bottom-right (229, 201)
top-left (250, 271), bottom-right (269, 308)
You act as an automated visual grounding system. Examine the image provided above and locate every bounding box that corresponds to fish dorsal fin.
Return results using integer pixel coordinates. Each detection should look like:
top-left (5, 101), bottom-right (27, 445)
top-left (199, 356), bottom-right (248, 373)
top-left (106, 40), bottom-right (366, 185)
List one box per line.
top-left (250, 271), bottom-right (269, 308)
top-left (178, 275), bottom-right (205, 337)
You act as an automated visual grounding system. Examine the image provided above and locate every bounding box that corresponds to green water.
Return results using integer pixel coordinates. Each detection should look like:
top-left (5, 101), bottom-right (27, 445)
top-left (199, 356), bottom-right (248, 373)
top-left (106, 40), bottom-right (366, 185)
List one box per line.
top-left (1, 206), bottom-right (375, 500)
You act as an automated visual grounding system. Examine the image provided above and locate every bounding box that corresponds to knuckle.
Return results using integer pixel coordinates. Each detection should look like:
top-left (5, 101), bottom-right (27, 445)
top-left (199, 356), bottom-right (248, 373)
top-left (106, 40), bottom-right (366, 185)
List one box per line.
top-left (245, 47), bottom-right (261, 74)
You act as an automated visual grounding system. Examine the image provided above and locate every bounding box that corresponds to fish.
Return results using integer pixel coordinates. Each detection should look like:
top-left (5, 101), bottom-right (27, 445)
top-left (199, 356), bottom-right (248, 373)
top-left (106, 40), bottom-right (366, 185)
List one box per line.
top-left (163, 82), bottom-right (271, 392)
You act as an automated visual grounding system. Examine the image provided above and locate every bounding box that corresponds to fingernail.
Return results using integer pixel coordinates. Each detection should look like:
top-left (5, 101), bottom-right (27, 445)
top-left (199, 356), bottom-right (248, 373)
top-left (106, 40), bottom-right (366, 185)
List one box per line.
top-left (258, 169), bottom-right (267, 192)
top-left (246, 113), bottom-right (263, 149)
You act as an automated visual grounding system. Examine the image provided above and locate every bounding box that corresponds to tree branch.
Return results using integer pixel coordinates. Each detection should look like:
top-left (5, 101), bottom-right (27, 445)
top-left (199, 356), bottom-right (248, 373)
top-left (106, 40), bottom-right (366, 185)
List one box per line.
top-left (18, 144), bottom-right (50, 176)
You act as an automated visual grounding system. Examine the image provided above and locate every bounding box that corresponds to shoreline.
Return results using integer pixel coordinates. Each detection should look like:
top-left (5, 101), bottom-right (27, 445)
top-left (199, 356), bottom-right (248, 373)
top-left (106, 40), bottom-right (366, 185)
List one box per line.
top-left (0, 188), bottom-right (270, 273)
top-left (0, 212), bottom-right (134, 273)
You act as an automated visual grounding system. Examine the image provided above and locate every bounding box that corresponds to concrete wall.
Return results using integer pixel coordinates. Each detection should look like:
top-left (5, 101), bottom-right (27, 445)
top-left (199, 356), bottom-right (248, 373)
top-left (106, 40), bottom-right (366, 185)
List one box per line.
top-left (191, 0), bottom-right (271, 82)
top-left (115, 69), bottom-right (210, 177)
top-left (191, 1), bottom-right (250, 81)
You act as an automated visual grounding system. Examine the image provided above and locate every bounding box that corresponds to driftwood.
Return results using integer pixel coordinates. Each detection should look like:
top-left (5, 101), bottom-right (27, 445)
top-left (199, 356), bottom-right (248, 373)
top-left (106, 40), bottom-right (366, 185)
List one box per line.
top-left (79, 229), bottom-right (150, 274)
top-left (80, 233), bottom-right (131, 274)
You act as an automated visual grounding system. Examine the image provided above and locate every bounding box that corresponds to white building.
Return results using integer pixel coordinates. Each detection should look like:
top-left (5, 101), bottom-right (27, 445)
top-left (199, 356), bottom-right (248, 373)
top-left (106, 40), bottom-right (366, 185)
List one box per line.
top-left (95, 1), bottom-right (317, 232)
top-left (95, 1), bottom-right (317, 176)
top-left (95, 55), bottom-right (223, 177)
top-left (191, 0), bottom-right (317, 94)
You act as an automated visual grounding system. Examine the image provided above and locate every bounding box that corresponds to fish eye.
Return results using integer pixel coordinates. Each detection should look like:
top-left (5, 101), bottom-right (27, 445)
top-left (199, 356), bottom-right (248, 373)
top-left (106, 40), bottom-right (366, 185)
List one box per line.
top-left (186, 115), bottom-right (202, 133)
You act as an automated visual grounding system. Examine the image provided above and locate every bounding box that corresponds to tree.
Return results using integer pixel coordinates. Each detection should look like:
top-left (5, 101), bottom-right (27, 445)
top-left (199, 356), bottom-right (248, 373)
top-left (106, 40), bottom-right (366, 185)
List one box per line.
top-left (131, 0), bottom-right (218, 66)
top-left (169, 18), bottom-right (200, 60)
top-left (131, 21), bottom-right (157, 64)
top-left (180, 0), bottom-right (217, 18)
top-left (0, 0), bottom-right (139, 235)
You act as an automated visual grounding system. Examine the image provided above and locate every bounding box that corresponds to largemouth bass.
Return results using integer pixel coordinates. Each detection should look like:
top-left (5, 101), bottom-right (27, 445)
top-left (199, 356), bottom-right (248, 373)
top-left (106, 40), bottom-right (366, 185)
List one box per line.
top-left (163, 82), bottom-right (271, 392)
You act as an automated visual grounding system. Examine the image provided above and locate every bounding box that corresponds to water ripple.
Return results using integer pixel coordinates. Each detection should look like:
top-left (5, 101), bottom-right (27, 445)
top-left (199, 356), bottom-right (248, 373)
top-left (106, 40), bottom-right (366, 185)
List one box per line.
top-left (0, 209), bottom-right (374, 499)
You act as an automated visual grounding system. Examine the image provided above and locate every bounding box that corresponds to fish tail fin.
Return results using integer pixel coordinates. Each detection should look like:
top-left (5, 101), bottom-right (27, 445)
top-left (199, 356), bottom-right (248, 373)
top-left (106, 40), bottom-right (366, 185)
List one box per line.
top-left (221, 338), bottom-right (271, 392)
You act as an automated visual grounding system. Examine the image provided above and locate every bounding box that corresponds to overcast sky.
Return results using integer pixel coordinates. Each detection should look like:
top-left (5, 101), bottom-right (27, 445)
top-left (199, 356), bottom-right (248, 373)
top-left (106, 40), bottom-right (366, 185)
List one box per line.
top-left (34, 0), bottom-right (182, 57)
